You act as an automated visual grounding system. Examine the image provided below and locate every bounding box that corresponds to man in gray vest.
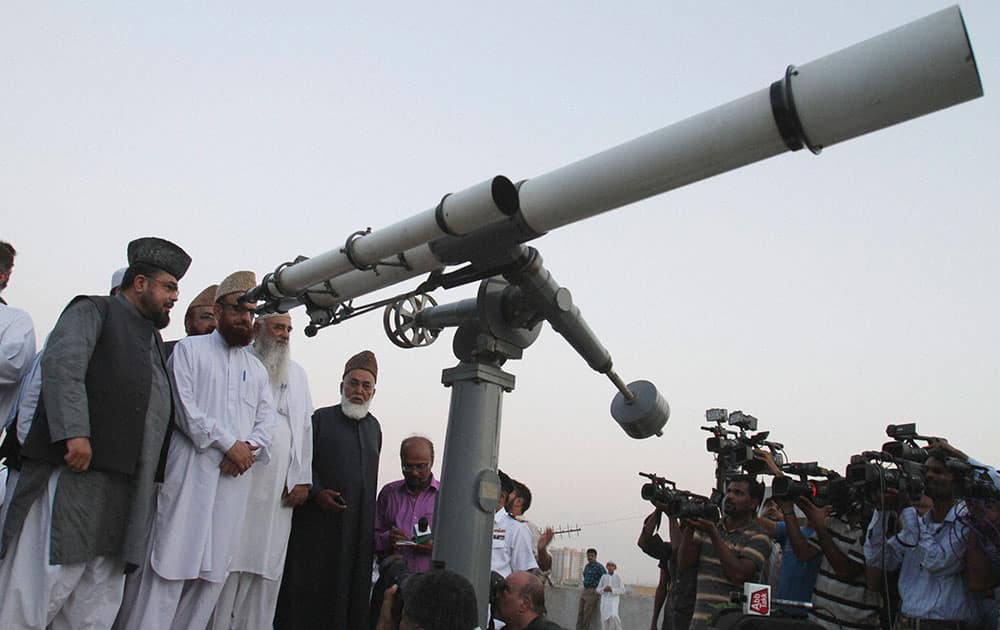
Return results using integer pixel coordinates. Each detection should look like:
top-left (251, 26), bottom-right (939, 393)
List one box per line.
top-left (0, 236), bottom-right (190, 629)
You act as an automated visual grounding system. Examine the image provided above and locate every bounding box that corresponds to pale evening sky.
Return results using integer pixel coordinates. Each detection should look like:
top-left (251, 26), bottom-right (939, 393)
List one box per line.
top-left (2, 1), bottom-right (998, 584)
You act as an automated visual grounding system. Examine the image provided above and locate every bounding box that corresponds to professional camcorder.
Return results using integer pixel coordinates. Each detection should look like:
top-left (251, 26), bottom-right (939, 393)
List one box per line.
top-left (771, 462), bottom-right (846, 507)
top-left (878, 423), bottom-right (998, 501)
top-left (940, 457), bottom-right (1000, 501)
top-left (846, 451), bottom-right (926, 501)
top-left (639, 473), bottom-right (720, 521)
top-left (880, 422), bottom-right (944, 463)
top-left (702, 408), bottom-right (785, 475)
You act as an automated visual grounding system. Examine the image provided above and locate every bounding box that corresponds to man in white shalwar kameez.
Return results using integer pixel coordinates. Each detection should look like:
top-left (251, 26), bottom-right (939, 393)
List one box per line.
top-left (210, 312), bottom-right (312, 630)
top-left (596, 562), bottom-right (626, 630)
top-left (116, 271), bottom-right (277, 630)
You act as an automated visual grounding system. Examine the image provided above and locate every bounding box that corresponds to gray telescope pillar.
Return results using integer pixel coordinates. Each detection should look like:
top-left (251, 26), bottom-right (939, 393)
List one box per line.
top-left (433, 360), bottom-right (513, 628)
top-left (428, 278), bottom-right (542, 628)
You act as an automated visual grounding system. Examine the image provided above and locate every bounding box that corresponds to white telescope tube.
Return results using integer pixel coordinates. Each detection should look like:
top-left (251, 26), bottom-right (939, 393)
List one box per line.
top-left (301, 244), bottom-right (440, 310)
top-left (260, 6), bottom-right (982, 308)
top-left (794, 6), bottom-right (982, 148)
top-left (264, 176), bottom-right (517, 297)
top-left (517, 5), bottom-right (981, 234)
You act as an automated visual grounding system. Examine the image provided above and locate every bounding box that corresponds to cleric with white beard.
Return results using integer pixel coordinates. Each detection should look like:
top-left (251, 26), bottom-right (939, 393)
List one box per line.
top-left (211, 312), bottom-right (314, 630)
top-left (274, 350), bottom-right (382, 630)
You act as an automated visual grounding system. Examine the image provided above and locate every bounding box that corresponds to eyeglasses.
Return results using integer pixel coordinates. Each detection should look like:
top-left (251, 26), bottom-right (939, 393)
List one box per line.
top-left (146, 277), bottom-right (179, 295)
top-left (401, 463), bottom-right (430, 472)
top-left (345, 378), bottom-right (374, 392)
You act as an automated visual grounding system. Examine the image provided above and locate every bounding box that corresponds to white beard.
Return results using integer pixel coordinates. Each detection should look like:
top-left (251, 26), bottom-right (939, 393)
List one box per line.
top-left (340, 394), bottom-right (371, 420)
top-left (253, 333), bottom-right (290, 387)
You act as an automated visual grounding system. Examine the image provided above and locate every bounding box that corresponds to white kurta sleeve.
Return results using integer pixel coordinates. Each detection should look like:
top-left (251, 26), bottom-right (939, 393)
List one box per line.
top-left (0, 307), bottom-right (35, 386)
top-left (612, 574), bottom-right (625, 594)
top-left (169, 341), bottom-right (238, 454)
top-left (288, 366), bottom-right (314, 490)
top-left (246, 368), bottom-right (277, 465)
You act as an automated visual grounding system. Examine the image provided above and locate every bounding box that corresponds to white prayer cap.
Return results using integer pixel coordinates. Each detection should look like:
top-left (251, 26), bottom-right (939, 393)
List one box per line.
top-left (110, 267), bottom-right (127, 294)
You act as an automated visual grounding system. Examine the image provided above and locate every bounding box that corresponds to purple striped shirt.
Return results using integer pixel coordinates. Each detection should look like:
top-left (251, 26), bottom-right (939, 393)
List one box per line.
top-left (374, 477), bottom-right (440, 572)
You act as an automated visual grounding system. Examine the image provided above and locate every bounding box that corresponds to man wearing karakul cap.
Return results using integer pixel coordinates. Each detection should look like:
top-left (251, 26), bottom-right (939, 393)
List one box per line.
top-left (210, 310), bottom-right (314, 630)
top-left (164, 283), bottom-right (219, 357)
top-left (183, 283), bottom-right (219, 336)
top-left (0, 237), bottom-right (190, 629)
top-left (116, 270), bottom-right (277, 630)
top-left (275, 350), bottom-right (382, 630)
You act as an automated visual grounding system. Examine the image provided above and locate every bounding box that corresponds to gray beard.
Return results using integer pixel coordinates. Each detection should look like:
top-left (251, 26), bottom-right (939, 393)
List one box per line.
top-left (254, 334), bottom-right (290, 386)
top-left (341, 394), bottom-right (370, 421)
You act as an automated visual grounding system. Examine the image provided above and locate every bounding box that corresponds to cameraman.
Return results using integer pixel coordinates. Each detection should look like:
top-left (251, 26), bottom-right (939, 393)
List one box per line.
top-left (374, 569), bottom-right (479, 630)
top-left (757, 452), bottom-right (881, 630)
top-left (637, 509), bottom-right (695, 630)
top-left (677, 474), bottom-right (771, 629)
top-left (864, 447), bottom-right (983, 627)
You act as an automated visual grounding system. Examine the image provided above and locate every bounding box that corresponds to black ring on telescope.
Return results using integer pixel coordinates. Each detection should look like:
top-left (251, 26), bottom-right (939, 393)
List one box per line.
top-left (342, 229), bottom-right (377, 272)
top-left (769, 65), bottom-right (822, 155)
top-left (435, 193), bottom-right (462, 236)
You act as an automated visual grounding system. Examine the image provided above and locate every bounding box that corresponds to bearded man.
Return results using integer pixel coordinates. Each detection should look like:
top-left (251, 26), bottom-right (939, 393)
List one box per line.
top-left (116, 270), bottom-right (277, 630)
top-left (275, 350), bottom-right (382, 630)
top-left (0, 237), bottom-right (189, 629)
top-left (210, 312), bottom-right (313, 630)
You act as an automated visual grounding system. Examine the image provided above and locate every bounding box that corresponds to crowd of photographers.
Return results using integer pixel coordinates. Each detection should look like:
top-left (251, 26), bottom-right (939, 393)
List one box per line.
top-left (637, 411), bottom-right (1000, 630)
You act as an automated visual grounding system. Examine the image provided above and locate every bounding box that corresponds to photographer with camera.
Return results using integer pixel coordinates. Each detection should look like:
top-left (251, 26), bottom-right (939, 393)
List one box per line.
top-left (637, 508), bottom-right (695, 630)
top-left (864, 447), bottom-right (983, 627)
top-left (754, 454), bottom-right (820, 619)
top-left (758, 451), bottom-right (881, 630)
top-left (677, 474), bottom-right (771, 629)
top-left (638, 474), bottom-right (719, 630)
top-left (374, 568), bottom-right (480, 630)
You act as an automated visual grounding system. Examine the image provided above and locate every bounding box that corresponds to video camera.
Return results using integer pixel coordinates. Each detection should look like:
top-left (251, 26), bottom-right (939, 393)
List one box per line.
top-left (878, 423), bottom-right (998, 501)
top-left (702, 408), bottom-right (785, 475)
top-left (770, 462), bottom-right (847, 509)
top-left (880, 422), bottom-right (944, 463)
top-left (846, 451), bottom-right (926, 503)
top-left (639, 473), bottom-right (720, 521)
top-left (946, 460), bottom-right (1000, 501)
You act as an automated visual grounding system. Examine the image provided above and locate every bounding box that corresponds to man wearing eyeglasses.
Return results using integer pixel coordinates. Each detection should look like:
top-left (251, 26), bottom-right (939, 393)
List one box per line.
top-left (368, 437), bottom-right (439, 627)
top-left (1, 237), bottom-right (189, 629)
top-left (375, 436), bottom-right (438, 572)
top-left (276, 350), bottom-right (382, 630)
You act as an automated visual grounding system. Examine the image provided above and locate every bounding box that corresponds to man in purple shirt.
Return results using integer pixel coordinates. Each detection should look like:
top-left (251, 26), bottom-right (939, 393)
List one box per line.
top-left (374, 436), bottom-right (439, 571)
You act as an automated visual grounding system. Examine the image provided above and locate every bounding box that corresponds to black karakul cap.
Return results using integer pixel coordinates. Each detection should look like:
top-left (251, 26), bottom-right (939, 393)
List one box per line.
top-left (127, 237), bottom-right (192, 280)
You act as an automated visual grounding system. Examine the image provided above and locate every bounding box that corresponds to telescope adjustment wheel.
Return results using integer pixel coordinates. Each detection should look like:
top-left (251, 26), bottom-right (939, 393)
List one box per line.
top-left (383, 294), bottom-right (440, 348)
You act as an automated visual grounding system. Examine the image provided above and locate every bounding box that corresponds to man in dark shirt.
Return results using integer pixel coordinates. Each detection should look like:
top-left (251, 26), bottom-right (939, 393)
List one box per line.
top-left (638, 509), bottom-right (696, 630)
top-left (577, 547), bottom-right (607, 629)
top-left (678, 475), bottom-right (771, 629)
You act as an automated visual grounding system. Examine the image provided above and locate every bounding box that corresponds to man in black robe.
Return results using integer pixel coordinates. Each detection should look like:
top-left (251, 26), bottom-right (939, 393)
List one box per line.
top-left (275, 350), bottom-right (382, 629)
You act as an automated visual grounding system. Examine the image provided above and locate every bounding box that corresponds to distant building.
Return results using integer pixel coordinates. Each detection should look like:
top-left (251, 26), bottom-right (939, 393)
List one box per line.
top-left (549, 547), bottom-right (587, 586)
